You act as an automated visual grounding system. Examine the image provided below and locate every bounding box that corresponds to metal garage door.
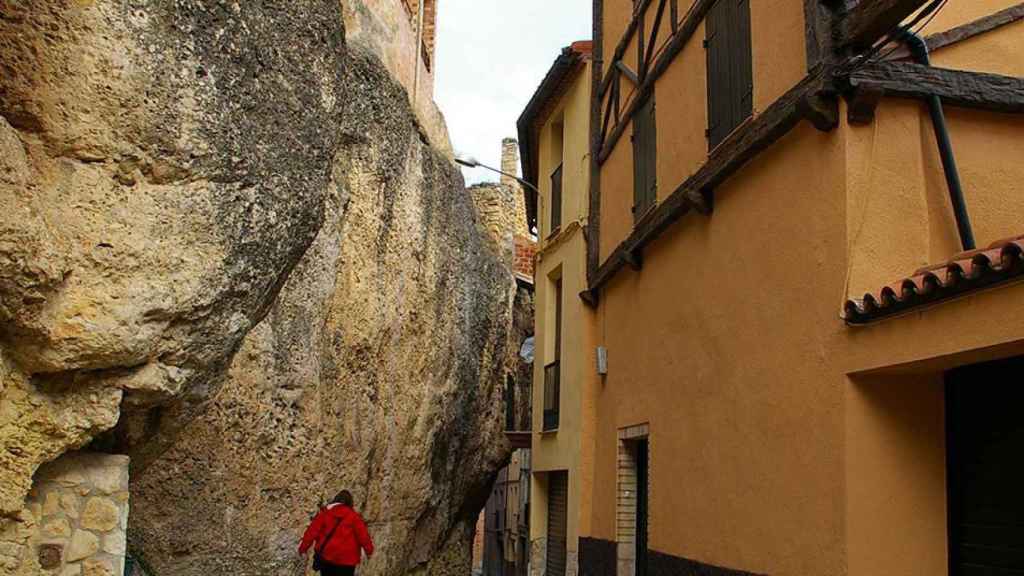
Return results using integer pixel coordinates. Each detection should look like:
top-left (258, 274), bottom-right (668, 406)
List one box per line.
top-left (546, 472), bottom-right (568, 576)
top-left (947, 357), bottom-right (1024, 575)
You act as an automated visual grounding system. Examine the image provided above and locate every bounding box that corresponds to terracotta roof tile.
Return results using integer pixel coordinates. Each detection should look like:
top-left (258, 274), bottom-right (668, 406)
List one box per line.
top-left (845, 235), bottom-right (1024, 324)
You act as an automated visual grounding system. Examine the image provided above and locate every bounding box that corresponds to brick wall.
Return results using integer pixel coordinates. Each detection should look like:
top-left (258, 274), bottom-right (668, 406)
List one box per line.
top-left (514, 235), bottom-right (537, 280)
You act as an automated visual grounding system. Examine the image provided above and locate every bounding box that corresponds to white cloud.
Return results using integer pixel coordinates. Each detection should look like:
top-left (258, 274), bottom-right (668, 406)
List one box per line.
top-left (434, 0), bottom-right (592, 185)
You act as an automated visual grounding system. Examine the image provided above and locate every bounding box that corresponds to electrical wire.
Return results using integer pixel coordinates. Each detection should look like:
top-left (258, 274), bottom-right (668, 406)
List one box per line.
top-left (868, 0), bottom-right (950, 64)
top-left (850, 0), bottom-right (950, 70)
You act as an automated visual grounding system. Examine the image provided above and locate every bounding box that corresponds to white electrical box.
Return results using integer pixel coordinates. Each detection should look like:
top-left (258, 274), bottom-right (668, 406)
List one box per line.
top-left (596, 346), bottom-right (608, 375)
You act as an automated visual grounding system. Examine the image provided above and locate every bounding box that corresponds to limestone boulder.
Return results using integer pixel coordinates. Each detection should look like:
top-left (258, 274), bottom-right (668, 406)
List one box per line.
top-left (128, 48), bottom-right (517, 576)
top-left (1, 0), bottom-right (346, 516)
top-left (1, 2), bottom-right (519, 575)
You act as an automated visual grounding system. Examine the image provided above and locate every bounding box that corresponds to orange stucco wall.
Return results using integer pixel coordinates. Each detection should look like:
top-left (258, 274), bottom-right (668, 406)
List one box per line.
top-left (590, 2), bottom-right (1024, 574)
top-left (593, 123), bottom-right (849, 575)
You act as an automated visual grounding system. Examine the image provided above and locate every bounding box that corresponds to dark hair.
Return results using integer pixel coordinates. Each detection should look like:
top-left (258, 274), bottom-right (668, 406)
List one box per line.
top-left (332, 490), bottom-right (354, 507)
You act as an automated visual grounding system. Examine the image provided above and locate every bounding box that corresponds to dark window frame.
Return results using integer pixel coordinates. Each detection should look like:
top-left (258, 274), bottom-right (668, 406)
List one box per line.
top-left (543, 277), bottom-right (563, 432)
top-left (550, 163), bottom-right (564, 235)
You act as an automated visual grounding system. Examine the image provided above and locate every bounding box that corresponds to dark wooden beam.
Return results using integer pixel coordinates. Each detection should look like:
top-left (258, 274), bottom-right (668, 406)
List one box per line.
top-left (644, 0), bottom-right (669, 79)
top-left (837, 0), bottom-right (930, 52)
top-left (804, 0), bottom-right (835, 70)
top-left (599, 0), bottom-right (716, 163)
top-left (616, 61), bottom-right (639, 86)
top-left (599, 0), bottom-right (656, 97)
top-left (845, 85), bottom-right (884, 124)
top-left (590, 68), bottom-right (834, 292)
top-left (588, 0), bottom-right (604, 286)
top-left (889, 2), bottom-right (1024, 59)
top-left (926, 2), bottom-right (1024, 51)
top-left (670, 0), bottom-right (679, 33)
top-left (798, 92), bottom-right (841, 131)
top-left (579, 288), bottom-right (599, 308)
top-left (848, 62), bottom-right (1024, 114)
top-left (623, 247), bottom-right (643, 270)
top-left (637, 8), bottom-right (646, 81)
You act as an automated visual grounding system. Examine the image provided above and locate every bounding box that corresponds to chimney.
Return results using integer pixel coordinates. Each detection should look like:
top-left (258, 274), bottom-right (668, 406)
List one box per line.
top-left (500, 138), bottom-right (531, 238)
top-left (500, 138), bottom-right (519, 188)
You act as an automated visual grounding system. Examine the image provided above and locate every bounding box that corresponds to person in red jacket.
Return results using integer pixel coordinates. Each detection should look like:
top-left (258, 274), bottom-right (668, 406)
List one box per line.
top-left (299, 490), bottom-right (374, 576)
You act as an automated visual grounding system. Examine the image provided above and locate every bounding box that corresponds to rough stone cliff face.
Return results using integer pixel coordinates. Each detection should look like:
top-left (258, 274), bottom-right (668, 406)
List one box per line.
top-left (0, 2), bottom-right (516, 575)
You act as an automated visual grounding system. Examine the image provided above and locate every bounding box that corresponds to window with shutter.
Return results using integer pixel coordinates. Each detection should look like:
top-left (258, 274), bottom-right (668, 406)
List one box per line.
top-left (705, 0), bottom-right (753, 149)
top-left (632, 95), bottom-right (657, 222)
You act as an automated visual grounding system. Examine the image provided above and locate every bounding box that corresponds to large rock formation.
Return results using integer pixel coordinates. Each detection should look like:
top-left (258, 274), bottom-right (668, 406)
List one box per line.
top-left (0, 1), bottom-right (517, 575)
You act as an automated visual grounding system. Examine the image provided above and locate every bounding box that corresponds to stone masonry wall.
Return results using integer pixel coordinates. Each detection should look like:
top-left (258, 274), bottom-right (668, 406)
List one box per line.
top-left (469, 139), bottom-right (536, 274)
top-left (4, 452), bottom-right (129, 576)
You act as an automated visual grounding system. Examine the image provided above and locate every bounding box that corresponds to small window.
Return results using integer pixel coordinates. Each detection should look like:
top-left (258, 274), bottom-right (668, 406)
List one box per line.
top-left (550, 164), bottom-right (563, 233)
top-left (705, 0), bottom-right (753, 149)
top-left (632, 95), bottom-right (657, 221)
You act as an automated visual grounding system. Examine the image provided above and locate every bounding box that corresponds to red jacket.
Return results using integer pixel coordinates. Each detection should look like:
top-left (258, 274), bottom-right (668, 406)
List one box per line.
top-left (299, 504), bottom-right (374, 566)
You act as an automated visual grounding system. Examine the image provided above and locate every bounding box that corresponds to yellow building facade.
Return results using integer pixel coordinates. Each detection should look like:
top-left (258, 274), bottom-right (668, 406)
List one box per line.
top-left (577, 1), bottom-right (1024, 576)
top-left (517, 42), bottom-right (599, 576)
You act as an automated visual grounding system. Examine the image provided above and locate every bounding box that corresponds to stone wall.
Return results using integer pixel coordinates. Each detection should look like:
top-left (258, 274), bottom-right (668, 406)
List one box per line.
top-left (468, 139), bottom-right (537, 275)
top-left (470, 182), bottom-right (518, 264)
top-left (4, 452), bottom-right (129, 576)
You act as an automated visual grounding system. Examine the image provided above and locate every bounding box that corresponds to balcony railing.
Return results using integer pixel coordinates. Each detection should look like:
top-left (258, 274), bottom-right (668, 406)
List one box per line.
top-left (543, 361), bottom-right (560, 431)
top-left (550, 164), bottom-right (563, 234)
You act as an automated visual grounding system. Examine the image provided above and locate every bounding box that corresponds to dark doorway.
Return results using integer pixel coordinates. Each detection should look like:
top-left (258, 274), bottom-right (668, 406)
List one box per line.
top-left (546, 472), bottom-right (568, 576)
top-left (947, 356), bottom-right (1024, 575)
top-left (635, 439), bottom-right (649, 576)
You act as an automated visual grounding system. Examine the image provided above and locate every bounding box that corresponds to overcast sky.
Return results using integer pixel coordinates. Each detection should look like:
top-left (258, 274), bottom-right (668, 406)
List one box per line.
top-left (435, 1), bottom-right (592, 185)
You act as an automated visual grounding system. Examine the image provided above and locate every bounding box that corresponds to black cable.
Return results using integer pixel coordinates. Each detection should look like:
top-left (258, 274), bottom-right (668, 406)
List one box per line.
top-left (868, 0), bottom-right (949, 64)
top-left (852, 0), bottom-right (948, 69)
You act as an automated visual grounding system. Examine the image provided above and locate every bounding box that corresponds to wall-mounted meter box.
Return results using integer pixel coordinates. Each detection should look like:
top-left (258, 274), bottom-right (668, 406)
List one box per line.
top-left (596, 346), bottom-right (608, 375)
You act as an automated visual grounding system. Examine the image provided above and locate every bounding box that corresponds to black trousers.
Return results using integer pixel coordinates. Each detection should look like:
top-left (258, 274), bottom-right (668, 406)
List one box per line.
top-left (320, 562), bottom-right (355, 576)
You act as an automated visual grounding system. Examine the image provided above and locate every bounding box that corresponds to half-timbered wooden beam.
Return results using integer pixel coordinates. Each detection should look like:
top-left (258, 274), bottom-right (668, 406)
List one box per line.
top-left (599, 0), bottom-right (716, 163)
top-left (644, 0), bottom-right (669, 79)
top-left (848, 62), bottom-right (1024, 114)
top-left (588, 0), bottom-right (604, 286)
top-left (590, 68), bottom-right (835, 292)
top-left (836, 0), bottom-right (930, 53)
top-left (616, 61), bottom-right (640, 86)
top-left (887, 2), bottom-right (1024, 59)
top-left (845, 85), bottom-right (884, 124)
top-left (923, 2), bottom-right (1024, 52)
top-left (804, 0), bottom-right (835, 69)
top-left (600, 0), bottom-right (656, 97)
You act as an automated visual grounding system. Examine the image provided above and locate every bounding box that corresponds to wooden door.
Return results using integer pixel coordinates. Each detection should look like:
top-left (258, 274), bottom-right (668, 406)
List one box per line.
top-left (546, 472), bottom-right (568, 576)
top-left (947, 357), bottom-right (1024, 575)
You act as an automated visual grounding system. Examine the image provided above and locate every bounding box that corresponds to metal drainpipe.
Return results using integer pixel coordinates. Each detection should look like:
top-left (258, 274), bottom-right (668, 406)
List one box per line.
top-left (901, 29), bottom-right (977, 251)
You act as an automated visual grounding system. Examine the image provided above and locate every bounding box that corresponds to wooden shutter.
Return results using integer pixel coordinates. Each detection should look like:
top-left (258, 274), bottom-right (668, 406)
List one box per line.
top-left (632, 95), bottom-right (657, 221)
top-left (706, 0), bottom-right (753, 149)
top-left (546, 472), bottom-right (569, 576)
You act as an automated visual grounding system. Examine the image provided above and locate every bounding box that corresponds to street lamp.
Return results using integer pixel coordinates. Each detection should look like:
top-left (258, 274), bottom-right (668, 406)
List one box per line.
top-left (454, 157), bottom-right (541, 197)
